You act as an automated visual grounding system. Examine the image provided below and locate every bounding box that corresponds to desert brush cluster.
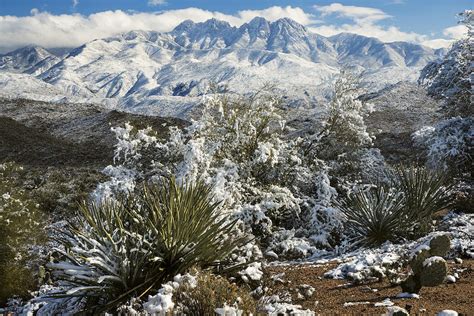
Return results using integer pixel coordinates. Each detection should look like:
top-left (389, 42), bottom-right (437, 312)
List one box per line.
top-left (0, 9), bottom-right (472, 316)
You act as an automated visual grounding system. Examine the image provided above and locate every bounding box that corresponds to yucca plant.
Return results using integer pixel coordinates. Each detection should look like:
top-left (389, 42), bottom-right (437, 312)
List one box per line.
top-left (46, 177), bottom-right (245, 313)
top-left (393, 166), bottom-right (455, 235)
top-left (336, 186), bottom-right (411, 247)
top-left (141, 177), bottom-right (246, 278)
top-left (337, 166), bottom-right (455, 247)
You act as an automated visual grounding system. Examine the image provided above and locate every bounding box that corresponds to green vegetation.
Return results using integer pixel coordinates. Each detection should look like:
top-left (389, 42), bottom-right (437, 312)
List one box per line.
top-left (174, 270), bottom-right (257, 315)
top-left (47, 177), bottom-right (246, 313)
top-left (0, 163), bottom-right (47, 305)
top-left (337, 166), bottom-right (454, 247)
top-left (401, 234), bottom-right (451, 293)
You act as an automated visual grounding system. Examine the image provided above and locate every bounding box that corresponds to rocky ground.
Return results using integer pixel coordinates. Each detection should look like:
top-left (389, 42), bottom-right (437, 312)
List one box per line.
top-left (363, 81), bottom-right (441, 163)
top-left (266, 259), bottom-right (473, 315)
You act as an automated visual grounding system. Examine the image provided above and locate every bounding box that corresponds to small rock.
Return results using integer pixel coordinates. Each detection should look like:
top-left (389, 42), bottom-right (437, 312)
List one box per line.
top-left (386, 306), bottom-right (410, 316)
top-left (454, 258), bottom-right (463, 264)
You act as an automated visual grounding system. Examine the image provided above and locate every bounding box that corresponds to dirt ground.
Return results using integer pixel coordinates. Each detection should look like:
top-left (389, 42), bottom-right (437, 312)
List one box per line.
top-left (265, 259), bottom-right (473, 315)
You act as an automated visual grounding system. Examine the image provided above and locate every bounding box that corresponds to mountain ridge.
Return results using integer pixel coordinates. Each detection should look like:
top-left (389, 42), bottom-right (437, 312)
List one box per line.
top-left (0, 17), bottom-right (446, 118)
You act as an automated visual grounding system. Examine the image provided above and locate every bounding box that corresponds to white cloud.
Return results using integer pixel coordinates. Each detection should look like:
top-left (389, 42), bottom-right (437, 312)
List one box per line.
top-left (237, 6), bottom-right (315, 25)
top-left (0, 6), bottom-right (316, 52)
top-left (0, 4), bottom-right (462, 52)
top-left (314, 3), bottom-right (390, 23)
top-left (148, 0), bottom-right (167, 6)
top-left (311, 3), bottom-right (458, 49)
top-left (443, 24), bottom-right (468, 39)
top-left (72, 0), bottom-right (79, 9)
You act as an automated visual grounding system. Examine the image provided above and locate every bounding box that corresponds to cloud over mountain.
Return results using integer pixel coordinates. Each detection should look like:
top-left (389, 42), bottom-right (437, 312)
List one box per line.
top-left (0, 4), bottom-right (463, 53)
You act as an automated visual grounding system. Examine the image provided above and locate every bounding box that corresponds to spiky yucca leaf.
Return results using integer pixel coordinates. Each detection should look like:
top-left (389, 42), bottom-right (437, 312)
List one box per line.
top-left (395, 166), bottom-right (454, 226)
top-left (46, 177), bottom-right (245, 313)
top-left (141, 177), bottom-right (246, 279)
top-left (336, 186), bottom-right (410, 247)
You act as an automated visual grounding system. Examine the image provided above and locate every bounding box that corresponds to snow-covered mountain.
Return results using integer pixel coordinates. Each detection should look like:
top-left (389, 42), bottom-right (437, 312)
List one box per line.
top-left (0, 46), bottom-right (61, 76)
top-left (0, 17), bottom-right (445, 117)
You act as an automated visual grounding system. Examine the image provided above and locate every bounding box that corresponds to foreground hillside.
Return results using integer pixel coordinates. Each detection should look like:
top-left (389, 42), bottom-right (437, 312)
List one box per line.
top-left (0, 10), bottom-right (471, 316)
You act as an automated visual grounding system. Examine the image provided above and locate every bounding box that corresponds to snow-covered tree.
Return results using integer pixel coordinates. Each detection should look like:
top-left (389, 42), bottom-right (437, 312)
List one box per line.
top-left (419, 10), bottom-right (473, 117)
top-left (415, 10), bottom-right (473, 174)
top-left (314, 72), bottom-right (374, 161)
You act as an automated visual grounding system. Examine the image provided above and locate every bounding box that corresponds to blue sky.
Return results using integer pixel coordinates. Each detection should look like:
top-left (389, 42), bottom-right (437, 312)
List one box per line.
top-left (0, 0), bottom-right (470, 52)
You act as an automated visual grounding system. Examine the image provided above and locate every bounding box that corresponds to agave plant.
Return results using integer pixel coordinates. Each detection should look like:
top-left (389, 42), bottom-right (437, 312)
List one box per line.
top-left (336, 186), bottom-right (411, 247)
top-left (46, 177), bottom-right (245, 313)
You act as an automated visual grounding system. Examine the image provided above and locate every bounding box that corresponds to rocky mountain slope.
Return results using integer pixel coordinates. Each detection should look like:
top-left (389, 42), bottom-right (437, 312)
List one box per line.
top-left (0, 46), bottom-right (61, 76)
top-left (0, 17), bottom-right (444, 118)
top-left (0, 98), bottom-right (186, 167)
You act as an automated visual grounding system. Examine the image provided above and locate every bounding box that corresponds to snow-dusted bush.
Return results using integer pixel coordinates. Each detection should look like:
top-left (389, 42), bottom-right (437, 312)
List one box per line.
top-left (413, 117), bottom-right (473, 172)
top-left (94, 73), bottom-right (379, 260)
top-left (419, 10), bottom-right (473, 118)
top-left (308, 72), bottom-right (374, 162)
top-left (0, 163), bottom-right (47, 304)
top-left (39, 177), bottom-right (244, 313)
top-left (417, 11), bottom-right (473, 175)
top-left (173, 270), bottom-right (256, 315)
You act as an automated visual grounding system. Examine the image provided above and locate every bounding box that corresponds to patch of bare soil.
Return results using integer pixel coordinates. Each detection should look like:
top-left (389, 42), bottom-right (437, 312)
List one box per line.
top-left (265, 259), bottom-right (473, 315)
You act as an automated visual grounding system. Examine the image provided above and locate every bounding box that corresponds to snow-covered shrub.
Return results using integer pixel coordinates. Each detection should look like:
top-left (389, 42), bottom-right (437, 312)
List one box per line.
top-left (0, 163), bottom-right (47, 304)
top-left (173, 270), bottom-right (256, 315)
top-left (417, 10), bottom-right (473, 176)
top-left (42, 177), bottom-right (245, 313)
top-left (306, 72), bottom-right (374, 162)
top-left (94, 72), bottom-right (378, 260)
top-left (419, 10), bottom-right (473, 118)
top-left (413, 117), bottom-right (473, 173)
top-left (92, 123), bottom-right (161, 200)
top-left (111, 92), bottom-right (318, 257)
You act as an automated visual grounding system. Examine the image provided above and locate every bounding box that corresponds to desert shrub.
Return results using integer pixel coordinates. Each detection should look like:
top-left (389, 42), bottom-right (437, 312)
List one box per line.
top-left (33, 168), bottom-right (107, 215)
top-left (413, 117), bottom-right (473, 174)
top-left (336, 186), bottom-right (409, 247)
top-left (93, 72), bottom-right (377, 260)
top-left (419, 10), bottom-right (473, 118)
top-left (42, 177), bottom-right (245, 313)
top-left (0, 163), bottom-right (47, 305)
top-left (173, 270), bottom-right (257, 315)
top-left (416, 11), bottom-right (473, 175)
top-left (307, 72), bottom-right (374, 162)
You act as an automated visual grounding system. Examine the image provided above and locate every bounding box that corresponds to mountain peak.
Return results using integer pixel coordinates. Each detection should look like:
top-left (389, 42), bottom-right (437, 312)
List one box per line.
top-left (273, 17), bottom-right (306, 31)
top-left (200, 18), bottom-right (232, 30)
top-left (172, 19), bottom-right (195, 33)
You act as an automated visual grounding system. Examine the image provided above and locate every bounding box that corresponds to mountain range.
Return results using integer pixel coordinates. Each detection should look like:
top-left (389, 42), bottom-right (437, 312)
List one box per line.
top-left (0, 17), bottom-right (446, 117)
